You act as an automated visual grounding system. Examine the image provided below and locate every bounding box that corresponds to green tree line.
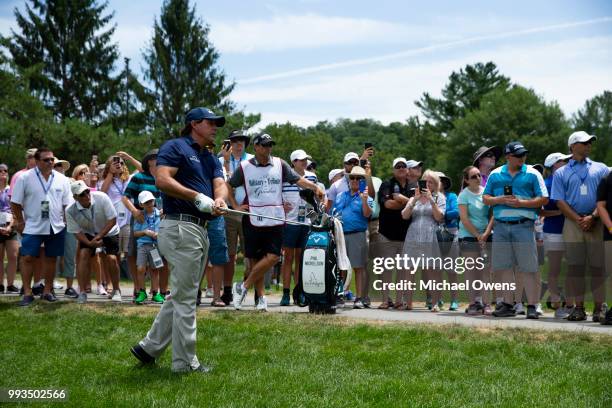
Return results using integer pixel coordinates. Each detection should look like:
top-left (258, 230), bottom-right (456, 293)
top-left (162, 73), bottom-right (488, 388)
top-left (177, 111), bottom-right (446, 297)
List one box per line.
top-left (0, 1), bottom-right (609, 191)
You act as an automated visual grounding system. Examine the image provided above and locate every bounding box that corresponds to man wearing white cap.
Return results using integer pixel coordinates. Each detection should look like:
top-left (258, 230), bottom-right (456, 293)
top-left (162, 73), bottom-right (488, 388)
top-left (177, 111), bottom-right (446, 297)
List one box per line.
top-left (326, 151), bottom-right (375, 212)
top-left (541, 152), bottom-right (571, 318)
top-left (551, 131), bottom-right (610, 321)
top-left (279, 149), bottom-right (319, 306)
top-left (65, 180), bottom-right (121, 304)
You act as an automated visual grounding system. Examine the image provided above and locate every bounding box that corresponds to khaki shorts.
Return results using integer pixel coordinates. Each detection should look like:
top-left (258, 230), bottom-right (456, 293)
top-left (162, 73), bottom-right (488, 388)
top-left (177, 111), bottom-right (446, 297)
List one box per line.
top-left (562, 219), bottom-right (604, 267)
top-left (224, 212), bottom-right (245, 256)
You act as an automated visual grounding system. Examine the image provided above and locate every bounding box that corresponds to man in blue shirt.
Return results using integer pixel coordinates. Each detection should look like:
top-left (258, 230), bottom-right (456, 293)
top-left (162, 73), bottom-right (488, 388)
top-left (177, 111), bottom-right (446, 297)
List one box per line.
top-left (483, 142), bottom-right (548, 319)
top-left (551, 131), bottom-right (610, 322)
top-left (131, 107), bottom-right (228, 374)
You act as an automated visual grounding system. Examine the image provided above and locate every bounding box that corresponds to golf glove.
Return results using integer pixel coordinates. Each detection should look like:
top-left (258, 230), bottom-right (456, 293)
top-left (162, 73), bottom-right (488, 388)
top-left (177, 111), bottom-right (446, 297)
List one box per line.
top-left (194, 193), bottom-right (214, 213)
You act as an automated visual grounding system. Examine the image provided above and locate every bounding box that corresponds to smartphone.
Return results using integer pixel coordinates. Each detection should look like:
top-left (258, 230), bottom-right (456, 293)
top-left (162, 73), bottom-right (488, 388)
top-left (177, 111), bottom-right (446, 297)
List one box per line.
top-left (504, 185), bottom-right (513, 195)
top-left (418, 179), bottom-right (427, 192)
top-left (359, 179), bottom-right (366, 193)
top-left (91, 155), bottom-right (98, 162)
top-left (364, 142), bottom-right (374, 156)
top-left (113, 156), bottom-right (120, 164)
top-left (223, 139), bottom-right (231, 151)
top-left (359, 159), bottom-right (368, 167)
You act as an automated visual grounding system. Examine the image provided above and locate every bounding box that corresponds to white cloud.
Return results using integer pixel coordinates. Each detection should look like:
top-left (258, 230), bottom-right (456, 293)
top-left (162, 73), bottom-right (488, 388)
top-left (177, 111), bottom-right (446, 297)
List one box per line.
top-left (210, 13), bottom-right (431, 54)
top-left (234, 35), bottom-right (612, 128)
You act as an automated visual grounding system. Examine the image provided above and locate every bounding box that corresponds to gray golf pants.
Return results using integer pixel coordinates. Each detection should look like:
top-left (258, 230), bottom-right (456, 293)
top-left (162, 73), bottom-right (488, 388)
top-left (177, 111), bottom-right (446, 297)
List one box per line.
top-left (139, 219), bottom-right (209, 372)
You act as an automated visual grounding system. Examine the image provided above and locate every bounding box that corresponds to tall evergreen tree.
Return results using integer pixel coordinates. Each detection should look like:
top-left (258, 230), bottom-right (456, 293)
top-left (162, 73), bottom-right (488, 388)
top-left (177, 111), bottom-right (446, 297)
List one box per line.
top-left (416, 62), bottom-right (510, 134)
top-left (9, 0), bottom-right (119, 122)
top-left (572, 91), bottom-right (611, 164)
top-left (143, 0), bottom-right (235, 131)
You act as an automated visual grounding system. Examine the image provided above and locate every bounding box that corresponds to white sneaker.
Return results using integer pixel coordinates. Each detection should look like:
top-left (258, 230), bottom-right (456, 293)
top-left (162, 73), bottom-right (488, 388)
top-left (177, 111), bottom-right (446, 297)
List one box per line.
top-left (97, 284), bottom-right (108, 296)
top-left (77, 292), bottom-right (87, 304)
top-left (205, 288), bottom-right (214, 298)
top-left (232, 282), bottom-right (247, 310)
top-left (53, 280), bottom-right (63, 290)
top-left (111, 290), bottom-right (122, 302)
top-left (256, 296), bottom-right (268, 311)
top-left (535, 303), bottom-right (544, 316)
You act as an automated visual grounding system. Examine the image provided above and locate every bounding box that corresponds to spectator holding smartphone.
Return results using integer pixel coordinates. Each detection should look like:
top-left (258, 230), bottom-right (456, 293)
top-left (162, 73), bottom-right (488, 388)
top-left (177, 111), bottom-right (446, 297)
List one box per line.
top-left (333, 166), bottom-right (373, 309)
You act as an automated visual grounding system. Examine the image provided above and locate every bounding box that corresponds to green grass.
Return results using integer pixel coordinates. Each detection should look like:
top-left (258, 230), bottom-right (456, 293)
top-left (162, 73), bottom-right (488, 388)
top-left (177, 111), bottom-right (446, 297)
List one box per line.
top-left (0, 299), bottom-right (611, 407)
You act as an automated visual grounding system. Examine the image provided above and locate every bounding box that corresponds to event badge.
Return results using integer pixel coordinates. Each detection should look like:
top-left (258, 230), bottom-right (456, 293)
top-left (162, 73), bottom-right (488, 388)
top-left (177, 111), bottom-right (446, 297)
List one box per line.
top-left (41, 201), bottom-right (50, 219)
top-left (580, 184), bottom-right (588, 196)
top-left (0, 212), bottom-right (9, 226)
top-left (298, 205), bottom-right (306, 222)
top-left (150, 248), bottom-right (164, 269)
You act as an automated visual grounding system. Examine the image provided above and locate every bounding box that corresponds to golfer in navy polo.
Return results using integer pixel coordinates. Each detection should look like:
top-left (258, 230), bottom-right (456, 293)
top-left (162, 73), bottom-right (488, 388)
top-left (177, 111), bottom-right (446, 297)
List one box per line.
top-left (131, 107), bottom-right (228, 374)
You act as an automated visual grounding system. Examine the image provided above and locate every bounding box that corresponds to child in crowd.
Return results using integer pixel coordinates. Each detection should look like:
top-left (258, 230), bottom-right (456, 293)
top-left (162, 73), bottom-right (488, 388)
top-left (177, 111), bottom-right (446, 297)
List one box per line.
top-left (132, 191), bottom-right (164, 304)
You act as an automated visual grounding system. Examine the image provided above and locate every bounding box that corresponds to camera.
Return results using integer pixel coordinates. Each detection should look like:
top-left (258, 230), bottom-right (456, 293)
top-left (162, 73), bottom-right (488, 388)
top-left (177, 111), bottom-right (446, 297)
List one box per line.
top-left (113, 156), bottom-right (120, 164)
top-left (222, 139), bottom-right (231, 151)
top-left (504, 185), bottom-right (513, 195)
top-left (418, 179), bottom-right (427, 192)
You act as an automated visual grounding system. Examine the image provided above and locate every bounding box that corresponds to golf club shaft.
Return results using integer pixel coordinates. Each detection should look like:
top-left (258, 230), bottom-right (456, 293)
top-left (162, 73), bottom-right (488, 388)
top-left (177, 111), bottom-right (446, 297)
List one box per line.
top-left (219, 207), bottom-right (311, 226)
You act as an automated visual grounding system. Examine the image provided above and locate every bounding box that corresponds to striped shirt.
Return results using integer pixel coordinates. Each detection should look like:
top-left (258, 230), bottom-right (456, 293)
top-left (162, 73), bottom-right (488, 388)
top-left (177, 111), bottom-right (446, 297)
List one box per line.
top-left (123, 172), bottom-right (161, 210)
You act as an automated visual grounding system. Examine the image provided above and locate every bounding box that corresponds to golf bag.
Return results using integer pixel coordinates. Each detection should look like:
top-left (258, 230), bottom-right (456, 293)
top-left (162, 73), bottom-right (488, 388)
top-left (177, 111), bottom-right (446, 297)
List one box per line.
top-left (292, 189), bottom-right (340, 314)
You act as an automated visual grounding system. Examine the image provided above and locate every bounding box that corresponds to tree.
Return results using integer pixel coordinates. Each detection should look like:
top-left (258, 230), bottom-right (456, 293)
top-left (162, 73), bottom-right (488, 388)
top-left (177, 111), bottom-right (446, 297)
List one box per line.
top-left (446, 85), bottom-right (571, 184)
top-left (9, 0), bottom-right (119, 122)
top-left (143, 0), bottom-right (235, 131)
top-left (416, 62), bottom-right (510, 134)
top-left (104, 57), bottom-right (152, 134)
top-left (572, 91), bottom-right (611, 164)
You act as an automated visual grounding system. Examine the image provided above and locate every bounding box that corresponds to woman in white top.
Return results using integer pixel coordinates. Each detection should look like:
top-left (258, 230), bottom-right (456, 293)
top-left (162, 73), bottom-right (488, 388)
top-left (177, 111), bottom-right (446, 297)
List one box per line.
top-left (401, 170), bottom-right (446, 311)
top-left (0, 164), bottom-right (19, 293)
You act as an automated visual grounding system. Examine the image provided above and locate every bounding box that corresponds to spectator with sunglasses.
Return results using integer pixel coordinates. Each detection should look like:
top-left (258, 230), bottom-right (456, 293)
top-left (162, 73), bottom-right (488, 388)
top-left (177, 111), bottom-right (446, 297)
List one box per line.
top-left (374, 158), bottom-right (414, 309)
top-left (10, 148), bottom-right (72, 306)
top-left (483, 142), bottom-right (548, 319)
top-left (333, 166), bottom-right (374, 309)
top-left (66, 180), bottom-right (121, 304)
top-left (326, 151), bottom-right (375, 213)
top-left (458, 165), bottom-right (494, 315)
top-left (551, 131), bottom-right (610, 321)
top-left (473, 146), bottom-right (502, 188)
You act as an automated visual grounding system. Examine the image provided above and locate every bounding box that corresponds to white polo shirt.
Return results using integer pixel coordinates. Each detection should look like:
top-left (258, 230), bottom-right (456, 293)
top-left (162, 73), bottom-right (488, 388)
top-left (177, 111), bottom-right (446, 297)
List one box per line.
top-left (10, 168), bottom-right (71, 235)
top-left (66, 191), bottom-right (119, 236)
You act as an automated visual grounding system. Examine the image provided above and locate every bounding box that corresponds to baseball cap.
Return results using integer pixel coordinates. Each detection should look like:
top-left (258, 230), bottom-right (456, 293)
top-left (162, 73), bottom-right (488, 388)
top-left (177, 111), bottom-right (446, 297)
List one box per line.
top-left (544, 152), bottom-right (572, 168)
top-left (567, 131), bottom-right (596, 147)
top-left (405, 160), bottom-right (423, 169)
top-left (25, 148), bottom-right (37, 159)
top-left (290, 149), bottom-right (311, 162)
top-left (504, 142), bottom-right (528, 156)
top-left (184, 107), bottom-right (225, 126)
top-left (343, 152), bottom-right (359, 163)
top-left (138, 190), bottom-right (156, 205)
top-left (392, 157), bottom-right (407, 168)
top-left (328, 169), bottom-right (343, 182)
top-left (71, 180), bottom-right (89, 196)
top-left (252, 133), bottom-right (275, 146)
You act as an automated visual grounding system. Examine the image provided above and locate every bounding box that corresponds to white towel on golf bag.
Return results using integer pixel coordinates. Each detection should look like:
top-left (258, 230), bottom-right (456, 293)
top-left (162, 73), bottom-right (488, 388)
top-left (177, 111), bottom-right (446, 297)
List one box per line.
top-left (333, 217), bottom-right (351, 271)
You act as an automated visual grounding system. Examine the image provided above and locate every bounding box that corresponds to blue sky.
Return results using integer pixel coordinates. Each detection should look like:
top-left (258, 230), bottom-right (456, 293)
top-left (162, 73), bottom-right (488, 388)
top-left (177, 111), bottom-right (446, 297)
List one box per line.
top-left (1, 0), bottom-right (611, 128)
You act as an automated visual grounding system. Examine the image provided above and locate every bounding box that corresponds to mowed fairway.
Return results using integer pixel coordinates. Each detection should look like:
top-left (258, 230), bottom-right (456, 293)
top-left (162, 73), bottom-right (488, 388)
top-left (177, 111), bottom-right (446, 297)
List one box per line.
top-left (0, 299), bottom-right (611, 407)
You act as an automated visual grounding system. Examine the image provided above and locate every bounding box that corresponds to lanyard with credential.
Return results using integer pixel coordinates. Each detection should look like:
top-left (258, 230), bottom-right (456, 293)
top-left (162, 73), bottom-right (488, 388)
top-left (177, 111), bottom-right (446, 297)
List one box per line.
top-left (35, 168), bottom-right (54, 196)
top-left (112, 178), bottom-right (125, 195)
top-left (569, 161), bottom-right (591, 186)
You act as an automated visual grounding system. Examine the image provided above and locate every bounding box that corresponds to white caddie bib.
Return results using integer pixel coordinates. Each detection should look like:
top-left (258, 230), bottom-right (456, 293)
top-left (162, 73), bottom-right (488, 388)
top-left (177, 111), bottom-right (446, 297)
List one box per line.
top-left (242, 157), bottom-right (285, 227)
